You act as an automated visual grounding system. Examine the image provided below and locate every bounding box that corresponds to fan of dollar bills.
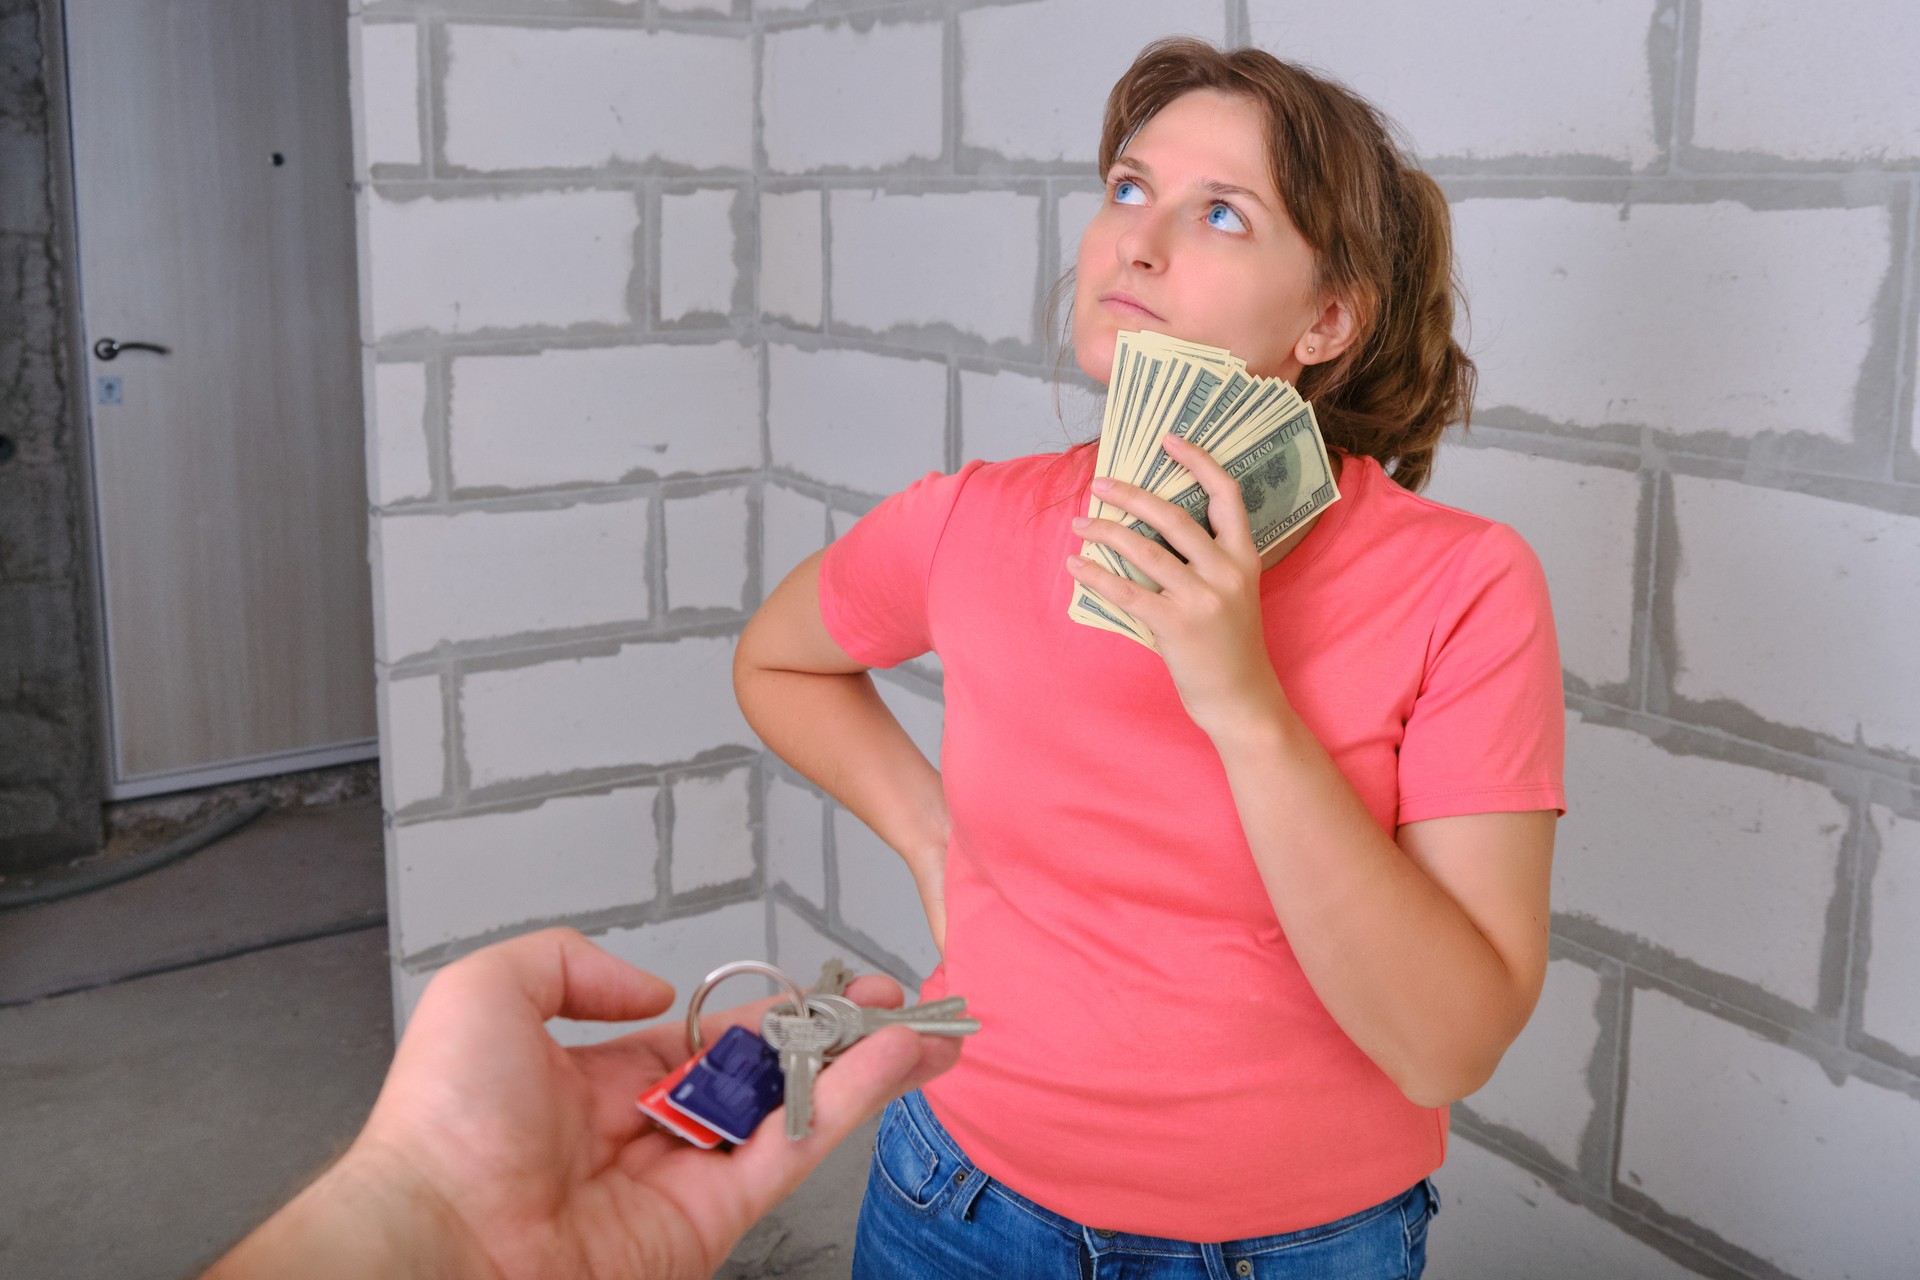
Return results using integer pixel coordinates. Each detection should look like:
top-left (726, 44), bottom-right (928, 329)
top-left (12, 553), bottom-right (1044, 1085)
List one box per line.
top-left (1068, 329), bottom-right (1341, 648)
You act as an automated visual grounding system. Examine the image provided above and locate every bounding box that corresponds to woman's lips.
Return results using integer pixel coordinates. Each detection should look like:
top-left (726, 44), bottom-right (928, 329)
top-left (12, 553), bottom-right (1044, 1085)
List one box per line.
top-left (1100, 292), bottom-right (1162, 321)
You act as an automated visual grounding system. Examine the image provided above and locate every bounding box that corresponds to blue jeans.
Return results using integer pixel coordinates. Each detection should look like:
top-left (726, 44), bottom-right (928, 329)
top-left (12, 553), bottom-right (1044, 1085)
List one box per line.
top-left (853, 1091), bottom-right (1439, 1279)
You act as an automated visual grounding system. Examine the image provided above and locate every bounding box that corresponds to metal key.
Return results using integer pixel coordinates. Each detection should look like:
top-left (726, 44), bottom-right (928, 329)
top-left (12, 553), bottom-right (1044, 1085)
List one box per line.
top-left (761, 1008), bottom-right (839, 1139)
top-left (805, 993), bottom-right (981, 1055)
top-left (812, 957), bottom-right (856, 997)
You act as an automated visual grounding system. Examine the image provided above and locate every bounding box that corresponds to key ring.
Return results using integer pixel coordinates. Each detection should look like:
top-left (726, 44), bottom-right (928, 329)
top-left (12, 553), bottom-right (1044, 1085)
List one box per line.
top-left (684, 960), bottom-right (811, 1057)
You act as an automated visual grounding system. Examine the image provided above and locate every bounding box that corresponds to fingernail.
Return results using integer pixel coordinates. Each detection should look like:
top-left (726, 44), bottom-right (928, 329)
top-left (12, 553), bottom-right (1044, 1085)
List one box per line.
top-left (1090, 477), bottom-right (1112, 493)
top-left (1071, 516), bottom-right (1089, 531)
top-left (1066, 554), bottom-right (1086, 569)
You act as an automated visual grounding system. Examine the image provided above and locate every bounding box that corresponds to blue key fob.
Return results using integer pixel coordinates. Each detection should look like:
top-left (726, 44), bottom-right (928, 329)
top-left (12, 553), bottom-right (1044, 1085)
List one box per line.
top-left (666, 1025), bottom-right (785, 1144)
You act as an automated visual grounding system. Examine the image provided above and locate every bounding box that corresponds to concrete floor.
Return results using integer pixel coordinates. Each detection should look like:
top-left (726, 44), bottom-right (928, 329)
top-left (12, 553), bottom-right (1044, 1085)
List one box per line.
top-left (0, 796), bottom-right (872, 1280)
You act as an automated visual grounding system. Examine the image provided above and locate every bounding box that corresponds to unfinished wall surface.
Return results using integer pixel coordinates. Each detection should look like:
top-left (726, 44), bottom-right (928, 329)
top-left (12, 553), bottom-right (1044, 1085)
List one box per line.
top-left (351, 2), bottom-right (1920, 1276)
top-left (0, 0), bottom-right (101, 869)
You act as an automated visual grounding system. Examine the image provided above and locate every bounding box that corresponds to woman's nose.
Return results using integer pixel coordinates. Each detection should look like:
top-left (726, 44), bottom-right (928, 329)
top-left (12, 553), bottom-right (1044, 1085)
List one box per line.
top-left (1114, 212), bottom-right (1167, 272)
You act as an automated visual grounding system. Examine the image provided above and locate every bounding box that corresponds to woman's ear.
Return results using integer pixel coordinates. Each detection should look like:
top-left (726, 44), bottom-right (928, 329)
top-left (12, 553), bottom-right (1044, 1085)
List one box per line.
top-left (1296, 293), bottom-right (1361, 366)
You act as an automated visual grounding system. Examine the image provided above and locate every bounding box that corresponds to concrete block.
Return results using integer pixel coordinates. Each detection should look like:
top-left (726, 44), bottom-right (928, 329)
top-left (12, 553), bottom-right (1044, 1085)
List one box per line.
top-left (830, 190), bottom-right (1041, 343)
top-left (1620, 986), bottom-right (1920, 1278)
top-left (873, 676), bottom-right (943, 767)
top-left (1057, 189), bottom-right (1102, 277)
top-left (1865, 807), bottom-right (1920, 1058)
top-left (665, 486), bottom-right (750, 613)
top-left (760, 190), bottom-right (823, 326)
top-left (767, 345), bottom-right (946, 495)
top-left (1555, 714), bottom-right (1845, 1007)
top-left (358, 21), bottom-right (421, 168)
top-left (959, 0), bottom-right (1227, 163)
top-left (833, 806), bottom-right (939, 981)
top-left (762, 20), bottom-right (943, 172)
top-left (393, 788), bottom-right (658, 957)
top-left (548, 900), bottom-right (769, 1045)
top-left (443, 25), bottom-right (751, 171)
top-left (774, 901), bottom-right (863, 990)
top-left (365, 189), bottom-right (636, 337)
top-left (1426, 1137), bottom-right (1701, 1280)
top-left (660, 187), bottom-right (738, 322)
top-left (1420, 448), bottom-right (1638, 688)
top-left (1695, 0), bottom-right (1920, 160)
top-left (1453, 199), bottom-right (1888, 439)
top-left (375, 500), bottom-right (650, 661)
top-left (959, 368), bottom-right (1099, 463)
top-left (371, 361), bottom-right (433, 505)
top-left (671, 767), bottom-right (756, 893)
top-left (449, 343), bottom-right (760, 491)
top-left (767, 775), bottom-right (826, 908)
top-left (1248, 0), bottom-right (1658, 165)
top-left (1671, 475), bottom-right (1920, 756)
top-left (462, 636), bottom-right (752, 788)
top-left (1464, 959), bottom-right (1603, 1169)
top-left (761, 483), bottom-right (829, 597)
top-left (379, 671), bottom-right (445, 809)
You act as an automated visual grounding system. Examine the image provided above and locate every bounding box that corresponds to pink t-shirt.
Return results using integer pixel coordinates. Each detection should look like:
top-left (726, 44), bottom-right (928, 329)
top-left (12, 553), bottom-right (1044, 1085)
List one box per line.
top-left (818, 447), bottom-right (1565, 1241)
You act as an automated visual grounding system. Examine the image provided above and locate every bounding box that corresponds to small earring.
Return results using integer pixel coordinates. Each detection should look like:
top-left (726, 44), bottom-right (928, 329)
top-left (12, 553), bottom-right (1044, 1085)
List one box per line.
top-left (1306, 345), bottom-right (1316, 354)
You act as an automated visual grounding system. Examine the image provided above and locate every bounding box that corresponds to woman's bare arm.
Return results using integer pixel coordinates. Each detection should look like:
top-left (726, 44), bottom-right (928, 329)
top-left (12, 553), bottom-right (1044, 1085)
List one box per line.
top-left (734, 551), bottom-right (952, 950)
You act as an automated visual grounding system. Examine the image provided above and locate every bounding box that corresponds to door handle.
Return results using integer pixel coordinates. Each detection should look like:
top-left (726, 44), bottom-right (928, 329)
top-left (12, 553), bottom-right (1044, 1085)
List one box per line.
top-left (93, 337), bottom-right (171, 361)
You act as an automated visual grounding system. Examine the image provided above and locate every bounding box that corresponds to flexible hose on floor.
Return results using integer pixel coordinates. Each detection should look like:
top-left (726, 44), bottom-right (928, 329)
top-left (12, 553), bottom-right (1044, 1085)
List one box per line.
top-left (0, 802), bottom-right (269, 911)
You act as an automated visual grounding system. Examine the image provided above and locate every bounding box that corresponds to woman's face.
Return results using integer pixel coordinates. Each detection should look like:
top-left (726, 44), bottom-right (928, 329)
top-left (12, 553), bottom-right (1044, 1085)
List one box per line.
top-left (1072, 89), bottom-right (1338, 384)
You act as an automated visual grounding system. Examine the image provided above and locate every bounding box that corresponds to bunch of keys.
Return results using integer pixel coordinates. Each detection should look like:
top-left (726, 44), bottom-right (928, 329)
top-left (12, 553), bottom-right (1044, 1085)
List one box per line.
top-left (636, 957), bottom-right (979, 1147)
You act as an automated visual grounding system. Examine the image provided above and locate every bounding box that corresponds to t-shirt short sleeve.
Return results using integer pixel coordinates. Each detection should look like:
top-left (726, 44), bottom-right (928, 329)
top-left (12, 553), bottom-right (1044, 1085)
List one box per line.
top-left (818, 462), bottom-right (984, 669)
top-left (1397, 521), bottom-right (1567, 825)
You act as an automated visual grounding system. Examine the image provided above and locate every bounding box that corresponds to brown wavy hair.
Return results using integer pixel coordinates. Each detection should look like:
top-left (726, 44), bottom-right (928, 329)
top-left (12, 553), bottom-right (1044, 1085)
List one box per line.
top-left (1076, 38), bottom-right (1474, 492)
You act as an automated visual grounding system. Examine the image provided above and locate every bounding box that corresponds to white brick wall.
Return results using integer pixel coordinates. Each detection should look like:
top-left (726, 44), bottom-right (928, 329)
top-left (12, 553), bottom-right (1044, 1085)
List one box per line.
top-left (760, 483), bottom-right (829, 596)
top-left (759, 191), bottom-right (823, 327)
top-left (1694, 0), bottom-right (1920, 161)
top-left (665, 486), bottom-right (750, 613)
top-left (1427, 1137), bottom-right (1701, 1280)
top-left (1248, 0), bottom-right (1659, 165)
top-left (959, 368), bottom-right (1096, 463)
top-left (762, 20), bottom-right (943, 172)
top-left (357, 21), bottom-right (421, 169)
top-left (766, 775), bottom-right (826, 908)
top-left (443, 25), bottom-right (751, 171)
top-left (461, 636), bottom-right (751, 788)
top-left (365, 190), bottom-right (637, 337)
top-left (393, 788), bottom-right (658, 956)
top-left (370, 360), bottom-right (433, 505)
top-left (767, 345), bottom-right (947, 495)
top-left (830, 191), bottom-right (1041, 344)
top-left (449, 343), bottom-right (760, 491)
top-left (1453, 199), bottom-right (1888, 439)
top-left (659, 188), bottom-right (739, 322)
top-left (1671, 475), bottom-right (1920, 756)
top-left (670, 768), bottom-right (755, 892)
top-left (1619, 987), bottom-right (1920, 1279)
top-left (375, 501), bottom-right (650, 661)
top-left (774, 900), bottom-right (864, 987)
top-left (1555, 715), bottom-right (1845, 1007)
top-left (379, 672), bottom-right (445, 810)
top-left (1421, 449), bottom-right (1639, 689)
top-left (1865, 807), bottom-right (1920, 1058)
top-left (834, 807), bottom-right (939, 980)
top-left (1464, 959), bottom-right (1603, 1169)
top-left (958, 0), bottom-right (1228, 163)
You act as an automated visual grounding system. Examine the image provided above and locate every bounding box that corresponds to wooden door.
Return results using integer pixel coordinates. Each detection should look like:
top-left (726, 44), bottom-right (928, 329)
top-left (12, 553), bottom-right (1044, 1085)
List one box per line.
top-left (65, 0), bottom-right (374, 795)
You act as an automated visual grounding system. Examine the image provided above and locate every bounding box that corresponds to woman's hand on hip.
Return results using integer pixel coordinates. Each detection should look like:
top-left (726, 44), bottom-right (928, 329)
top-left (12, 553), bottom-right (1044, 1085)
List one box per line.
top-left (1066, 433), bottom-right (1286, 741)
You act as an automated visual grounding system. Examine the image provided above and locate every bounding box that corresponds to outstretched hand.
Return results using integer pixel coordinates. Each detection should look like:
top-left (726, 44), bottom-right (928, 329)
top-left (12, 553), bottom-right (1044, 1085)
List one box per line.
top-left (209, 928), bottom-right (959, 1280)
top-left (1068, 433), bottom-right (1292, 740)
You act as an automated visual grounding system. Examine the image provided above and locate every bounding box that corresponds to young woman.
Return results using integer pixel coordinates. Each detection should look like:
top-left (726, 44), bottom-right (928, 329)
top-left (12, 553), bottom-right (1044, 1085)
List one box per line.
top-left (734, 38), bottom-right (1564, 1279)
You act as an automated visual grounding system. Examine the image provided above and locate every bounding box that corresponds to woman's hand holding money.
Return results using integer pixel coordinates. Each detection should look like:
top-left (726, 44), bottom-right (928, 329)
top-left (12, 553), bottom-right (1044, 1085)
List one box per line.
top-left (1068, 433), bottom-right (1290, 745)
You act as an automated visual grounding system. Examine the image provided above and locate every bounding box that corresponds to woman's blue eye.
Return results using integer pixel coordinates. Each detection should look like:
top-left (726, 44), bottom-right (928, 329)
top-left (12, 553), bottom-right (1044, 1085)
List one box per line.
top-left (1207, 202), bottom-right (1248, 233)
top-left (1112, 180), bottom-right (1146, 205)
